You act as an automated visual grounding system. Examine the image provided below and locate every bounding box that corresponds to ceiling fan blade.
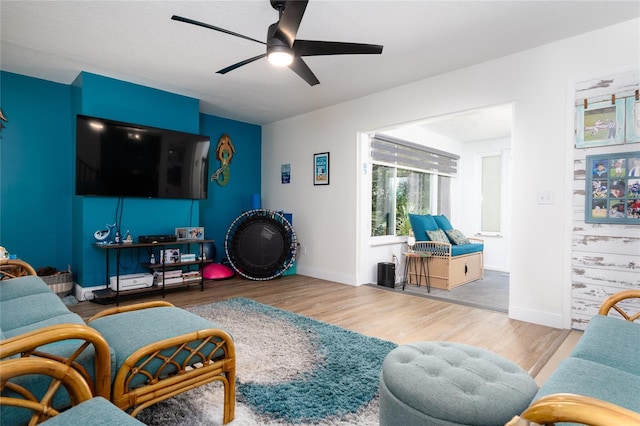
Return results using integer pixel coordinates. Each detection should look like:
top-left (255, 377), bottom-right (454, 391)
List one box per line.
top-left (288, 57), bottom-right (320, 86)
top-left (294, 40), bottom-right (383, 57)
top-left (273, 0), bottom-right (308, 46)
top-left (217, 53), bottom-right (267, 74)
top-left (171, 15), bottom-right (265, 45)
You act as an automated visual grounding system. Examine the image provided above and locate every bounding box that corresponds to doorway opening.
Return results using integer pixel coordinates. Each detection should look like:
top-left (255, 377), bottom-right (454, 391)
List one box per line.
top-left (361, 104), bottom-right (513, 310)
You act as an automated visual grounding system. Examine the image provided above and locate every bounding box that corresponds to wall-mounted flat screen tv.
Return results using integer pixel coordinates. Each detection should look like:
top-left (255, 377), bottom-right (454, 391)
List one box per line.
top-left (76, 115), bottom-right (210, 199)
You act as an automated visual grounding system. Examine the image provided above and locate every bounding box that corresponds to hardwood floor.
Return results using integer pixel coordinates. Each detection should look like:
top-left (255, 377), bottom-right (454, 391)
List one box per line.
top-left (69, 274), bottom-right (570, 377)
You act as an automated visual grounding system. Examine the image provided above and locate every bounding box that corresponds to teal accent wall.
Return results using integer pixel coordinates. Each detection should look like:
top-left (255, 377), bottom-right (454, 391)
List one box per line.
top-left (0, 71), bottom-right (261, 288)
top-left (200, 115), bottom-right (262, 260)
top-left (0, 72), bottom-right (72, 269)
top-left (71, 72), bottom-right (203, 286)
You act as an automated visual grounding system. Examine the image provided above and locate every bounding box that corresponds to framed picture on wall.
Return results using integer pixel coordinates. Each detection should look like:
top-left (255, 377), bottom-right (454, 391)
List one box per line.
top-left (313, 152), bottom-right (330, 185)
top-left (576, 98), bottom-right (625, 148)
top-left (585, 152), bottom-right (640, 224)
top-left (626, 97), bottom-right (640, 143)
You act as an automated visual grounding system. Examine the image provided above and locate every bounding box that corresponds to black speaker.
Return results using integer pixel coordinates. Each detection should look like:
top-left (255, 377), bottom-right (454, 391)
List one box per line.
top-left (377, 262), bottom-right (395, 288)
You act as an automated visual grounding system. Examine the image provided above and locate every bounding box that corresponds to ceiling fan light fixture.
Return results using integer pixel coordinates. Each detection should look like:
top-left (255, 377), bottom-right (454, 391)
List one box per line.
top-left (267, 46), bottom-right (293, 67)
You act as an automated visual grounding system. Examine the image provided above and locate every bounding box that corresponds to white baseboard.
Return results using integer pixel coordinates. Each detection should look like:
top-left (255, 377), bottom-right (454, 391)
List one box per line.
top-left (508, 305), bottom-right (565, 329)
top-left (294, 266), bottom-right (356, 286)
top-left (74, 284), bottom-right (106, 301)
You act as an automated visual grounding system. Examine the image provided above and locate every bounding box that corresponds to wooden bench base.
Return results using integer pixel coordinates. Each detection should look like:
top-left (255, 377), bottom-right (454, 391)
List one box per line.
top-left (407, 251), bottom-right (484, 291)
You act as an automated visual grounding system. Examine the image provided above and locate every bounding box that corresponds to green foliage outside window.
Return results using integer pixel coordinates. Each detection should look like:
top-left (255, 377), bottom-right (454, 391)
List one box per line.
top-left (371, 164), bottom-right (432, 237)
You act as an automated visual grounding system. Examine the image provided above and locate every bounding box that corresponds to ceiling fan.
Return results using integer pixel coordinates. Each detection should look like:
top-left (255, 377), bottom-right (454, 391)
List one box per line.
top-left (171, 0), bottom-right (383, 86)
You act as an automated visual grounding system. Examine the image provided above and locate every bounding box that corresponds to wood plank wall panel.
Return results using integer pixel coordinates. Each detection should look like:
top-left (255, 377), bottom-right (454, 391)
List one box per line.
top-left (571, 151), bottom-right (640, 330)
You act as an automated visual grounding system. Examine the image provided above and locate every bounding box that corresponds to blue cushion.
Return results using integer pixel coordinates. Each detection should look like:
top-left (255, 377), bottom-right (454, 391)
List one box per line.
top-left (450, 243), bottom-right (483, 256)
top-left (432, 215), bottom-right (453, 231)
top-left (1, 294), bottom-right (83, 335)
top-left (534, 357), bottom-right (640, 413)
top-left (570, 315), bottom-right (640, 376)
top-left (90, 306), bottom-right (228, 388)
top-left (408, 214), bottom-right (438, 241)
top-left (41, 397), bottom-right (145, 425)
top-left (0, 275), bottom-right (52, 302)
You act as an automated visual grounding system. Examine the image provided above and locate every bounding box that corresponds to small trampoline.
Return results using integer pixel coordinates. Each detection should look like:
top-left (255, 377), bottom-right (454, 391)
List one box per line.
top-left (224, 209), bottom-right (297, 280)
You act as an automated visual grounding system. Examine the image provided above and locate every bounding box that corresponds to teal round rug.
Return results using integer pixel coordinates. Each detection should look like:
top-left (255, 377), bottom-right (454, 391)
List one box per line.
top-left (137, 297), bottom-right (396, 425)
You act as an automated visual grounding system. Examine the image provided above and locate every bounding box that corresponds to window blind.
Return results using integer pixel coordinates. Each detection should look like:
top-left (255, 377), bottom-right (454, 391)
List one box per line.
top-left (371, 134), bottom-right (459, 176)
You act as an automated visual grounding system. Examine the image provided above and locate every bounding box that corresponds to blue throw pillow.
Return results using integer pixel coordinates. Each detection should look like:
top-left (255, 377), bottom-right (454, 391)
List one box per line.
top-left (408, 214), bottom-right (438, 241)
top-left (426, 229), bottom-right (449, 243)
top-left (445, 229), bottom-right (470, 245)
top-left (433, 215), bottom-right (453, 231)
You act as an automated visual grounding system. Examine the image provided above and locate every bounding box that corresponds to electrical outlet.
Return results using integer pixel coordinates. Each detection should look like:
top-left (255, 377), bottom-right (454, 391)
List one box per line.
top-left (537, 191), bottom-right (554, 205)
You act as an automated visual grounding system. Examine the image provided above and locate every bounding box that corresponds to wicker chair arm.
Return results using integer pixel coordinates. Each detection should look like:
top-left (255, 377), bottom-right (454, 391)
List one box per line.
top-left (507, 393), bottom-right (640, 426)
top-left (110, 328), bottom-right (235, 416)
top-left (87, 301), bottom-right (175, 322)
top-left (597, 289), bottom-right (640, 321)
top-left (0, 357), bottom-right (94, 425)
top-left (0, 323), bottom-right (112, 399)
top-left (0, 259), bottom-right (37, 279)
top-left (468, 237), bottom-right (484, 244)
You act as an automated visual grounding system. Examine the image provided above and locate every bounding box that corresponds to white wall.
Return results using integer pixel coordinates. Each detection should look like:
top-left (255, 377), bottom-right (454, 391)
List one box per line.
top-left (262, 19), bottom-right (640, 329)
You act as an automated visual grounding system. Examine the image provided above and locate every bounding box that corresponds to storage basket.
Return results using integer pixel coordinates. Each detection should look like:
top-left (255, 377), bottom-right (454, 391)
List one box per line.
top-left (40, 270), bottom-right (74, 297)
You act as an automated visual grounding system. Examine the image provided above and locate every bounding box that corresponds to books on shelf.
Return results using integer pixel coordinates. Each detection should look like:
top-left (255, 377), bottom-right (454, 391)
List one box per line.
top-left (153, 270), bottom-right (201, 285)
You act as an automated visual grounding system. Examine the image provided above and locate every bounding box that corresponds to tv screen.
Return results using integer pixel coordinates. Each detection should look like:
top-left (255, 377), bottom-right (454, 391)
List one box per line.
top-left (76, 115), bottom-right (210, 199)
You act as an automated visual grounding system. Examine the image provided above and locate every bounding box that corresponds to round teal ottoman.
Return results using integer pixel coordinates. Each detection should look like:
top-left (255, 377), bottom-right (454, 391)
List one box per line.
top-left (379, 342), bottom-right (538, 426)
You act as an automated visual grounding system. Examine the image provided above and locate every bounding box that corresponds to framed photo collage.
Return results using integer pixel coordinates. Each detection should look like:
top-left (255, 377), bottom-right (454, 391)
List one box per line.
top-left (586, 152), bottom-right (640, 224)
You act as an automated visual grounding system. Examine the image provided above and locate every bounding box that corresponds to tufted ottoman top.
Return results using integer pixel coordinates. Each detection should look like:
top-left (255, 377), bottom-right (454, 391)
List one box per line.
top-left (380, 341), bottom-right (538, 425)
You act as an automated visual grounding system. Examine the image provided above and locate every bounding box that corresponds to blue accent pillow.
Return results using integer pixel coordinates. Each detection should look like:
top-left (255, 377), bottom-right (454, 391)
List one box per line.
top-left (433, 215), bottom-right (453, 231)
top-left (426, 229), bottom-right (449, 243)
top-left (408, 214), bottom-right (438, 241)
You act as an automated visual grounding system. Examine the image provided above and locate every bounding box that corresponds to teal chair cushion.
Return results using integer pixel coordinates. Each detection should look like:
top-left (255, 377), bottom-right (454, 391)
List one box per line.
top-left (570, 315), bottom-right (640, 376)
top-left (534, 357), bottom-right (640, 413)
top-left (90, 306), bottom-right (228, 388)
top-left (408, 214), bottom-right (439, 241)
top-left (432, 215), bottom-right (453, 231)
top-left (450, 243), bottom-right (484, 256)
top-left (41, 397), bottom-right (145, 425)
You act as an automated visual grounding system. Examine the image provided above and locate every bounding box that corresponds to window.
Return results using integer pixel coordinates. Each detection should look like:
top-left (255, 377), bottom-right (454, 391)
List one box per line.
top-left (370, 134), bottom-right (458, 237)
top-left (480, 154), bottom-right (502, 233)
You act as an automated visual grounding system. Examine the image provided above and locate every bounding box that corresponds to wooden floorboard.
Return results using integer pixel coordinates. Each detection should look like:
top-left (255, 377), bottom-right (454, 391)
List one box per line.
top-left (69, 274), bottom-right (570, 377)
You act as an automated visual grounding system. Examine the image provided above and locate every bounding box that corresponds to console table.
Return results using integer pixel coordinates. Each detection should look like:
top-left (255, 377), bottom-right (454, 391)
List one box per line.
top-left (93, 239), bottom-right (213, 304)
top-left (403, 251), bottom-right (431, 292)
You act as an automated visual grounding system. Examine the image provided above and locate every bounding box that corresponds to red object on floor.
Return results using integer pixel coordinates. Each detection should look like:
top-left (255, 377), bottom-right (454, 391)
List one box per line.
top-left (203, 263), bottom-right (235, 280)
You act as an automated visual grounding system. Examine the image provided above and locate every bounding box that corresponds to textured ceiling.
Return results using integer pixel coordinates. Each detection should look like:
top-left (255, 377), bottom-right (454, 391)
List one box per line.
top-left (2, 1), bottom-right (639, 126)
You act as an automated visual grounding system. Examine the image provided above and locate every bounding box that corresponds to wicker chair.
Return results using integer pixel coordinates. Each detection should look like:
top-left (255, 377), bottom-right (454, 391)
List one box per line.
top-left (0, 259), bottom-right (37, 280)
top-left (0, 259), bottom-right (236, 424)
top-left (0, 357), bottom-right (144, 425)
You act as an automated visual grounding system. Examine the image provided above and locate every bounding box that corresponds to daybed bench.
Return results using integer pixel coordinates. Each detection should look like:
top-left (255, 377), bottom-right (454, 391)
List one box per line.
top-left (408, 214), bottom-right (484, 290)
top-left (0, 259), bottom-right (236, 425)
top-left (509, 289), bottom-right (640, 426)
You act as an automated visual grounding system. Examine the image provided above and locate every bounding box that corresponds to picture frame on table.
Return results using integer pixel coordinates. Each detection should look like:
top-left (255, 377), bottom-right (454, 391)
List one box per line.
top-left (175, 227), bottom-right (204, 240)
top-left (313, 152), bottom-right (329, 186)
top-left (575, 98), bottom-right (625, 148)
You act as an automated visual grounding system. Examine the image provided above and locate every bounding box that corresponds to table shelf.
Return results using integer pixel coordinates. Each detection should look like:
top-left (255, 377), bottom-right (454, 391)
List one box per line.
top-left (93, 239), bottom-right (214, 305)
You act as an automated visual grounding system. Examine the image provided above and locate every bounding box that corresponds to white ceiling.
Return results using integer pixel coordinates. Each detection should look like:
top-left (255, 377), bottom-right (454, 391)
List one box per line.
top-left (1, 1), bottom-right (639, 128)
